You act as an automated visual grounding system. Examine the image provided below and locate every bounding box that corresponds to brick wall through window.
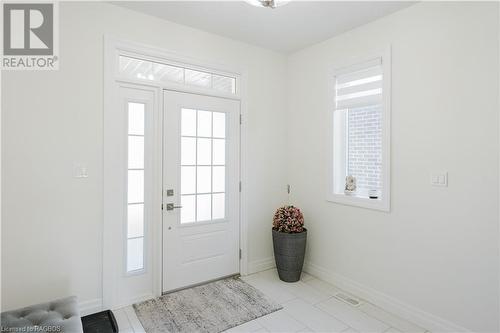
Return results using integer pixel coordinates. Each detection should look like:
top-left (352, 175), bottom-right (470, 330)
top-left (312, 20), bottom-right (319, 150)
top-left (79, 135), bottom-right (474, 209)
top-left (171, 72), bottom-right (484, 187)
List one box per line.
top-left (347, 104), bottom-right (382, 192)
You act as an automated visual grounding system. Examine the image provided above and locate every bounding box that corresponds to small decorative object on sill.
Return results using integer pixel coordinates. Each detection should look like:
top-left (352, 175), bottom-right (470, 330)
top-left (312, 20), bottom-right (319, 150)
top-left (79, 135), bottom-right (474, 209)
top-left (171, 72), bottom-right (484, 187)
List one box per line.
top-left (369, 190), bottom-right (379, 199)
top-left (344, 175), bottom-right (357, 196)
top-left (272, 205), bottom-right (307, 282)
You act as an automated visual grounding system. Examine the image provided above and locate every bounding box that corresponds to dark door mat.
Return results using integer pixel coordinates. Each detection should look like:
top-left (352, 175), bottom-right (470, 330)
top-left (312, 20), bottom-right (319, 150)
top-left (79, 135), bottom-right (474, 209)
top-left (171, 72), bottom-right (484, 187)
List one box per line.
top-left (81, 310), bottom-right (119, 333)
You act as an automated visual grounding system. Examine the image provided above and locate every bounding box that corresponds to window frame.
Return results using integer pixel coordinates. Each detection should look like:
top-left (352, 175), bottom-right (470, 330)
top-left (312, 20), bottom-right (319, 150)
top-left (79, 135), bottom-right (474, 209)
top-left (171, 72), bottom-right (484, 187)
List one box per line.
top-left (115, 50), bottom-right (240, 100)
top-left (178, 108), bottom-right (229, 225)
top-left (327, 47), bottom-right (391, 212)
top-left (122, 93), bottom-right (154, 277)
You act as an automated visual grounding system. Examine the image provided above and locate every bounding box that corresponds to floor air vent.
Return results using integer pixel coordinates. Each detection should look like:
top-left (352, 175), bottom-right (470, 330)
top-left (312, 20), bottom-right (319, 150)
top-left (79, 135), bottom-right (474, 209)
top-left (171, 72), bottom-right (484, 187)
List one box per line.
top-left (334, 292), bottom-right (362, 307)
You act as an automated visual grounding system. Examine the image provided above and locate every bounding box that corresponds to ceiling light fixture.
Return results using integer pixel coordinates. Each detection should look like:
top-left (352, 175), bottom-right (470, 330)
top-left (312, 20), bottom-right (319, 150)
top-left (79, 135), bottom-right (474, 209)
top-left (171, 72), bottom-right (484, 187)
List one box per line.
top-left (246, 0), bottom-right (289, 9)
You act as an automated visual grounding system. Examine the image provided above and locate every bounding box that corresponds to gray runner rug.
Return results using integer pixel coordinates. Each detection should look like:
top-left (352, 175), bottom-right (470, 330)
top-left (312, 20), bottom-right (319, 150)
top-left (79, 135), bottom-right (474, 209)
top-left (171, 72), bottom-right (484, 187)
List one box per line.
top-left (133, 277), bottom-right (283, 333)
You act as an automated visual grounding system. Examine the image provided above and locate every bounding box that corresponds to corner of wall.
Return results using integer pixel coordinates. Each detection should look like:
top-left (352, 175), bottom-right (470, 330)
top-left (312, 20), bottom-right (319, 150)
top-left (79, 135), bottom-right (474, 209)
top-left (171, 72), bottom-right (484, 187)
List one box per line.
top-left (79, 298), bottom-right (103, 316)
top-left (246, 257), bottom-right (276, 275)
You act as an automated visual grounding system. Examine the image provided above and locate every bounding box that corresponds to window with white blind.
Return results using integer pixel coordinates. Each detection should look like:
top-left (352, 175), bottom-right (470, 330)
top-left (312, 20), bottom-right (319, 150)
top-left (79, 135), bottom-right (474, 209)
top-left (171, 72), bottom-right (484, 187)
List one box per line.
top-left (329, 52), bottom-right (391, 211)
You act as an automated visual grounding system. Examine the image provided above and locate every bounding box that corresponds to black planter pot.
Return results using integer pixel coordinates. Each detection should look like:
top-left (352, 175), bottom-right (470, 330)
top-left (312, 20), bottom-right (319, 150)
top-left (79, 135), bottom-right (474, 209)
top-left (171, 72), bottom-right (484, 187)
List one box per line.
top-left (272, 228), bottom-right (307, 282)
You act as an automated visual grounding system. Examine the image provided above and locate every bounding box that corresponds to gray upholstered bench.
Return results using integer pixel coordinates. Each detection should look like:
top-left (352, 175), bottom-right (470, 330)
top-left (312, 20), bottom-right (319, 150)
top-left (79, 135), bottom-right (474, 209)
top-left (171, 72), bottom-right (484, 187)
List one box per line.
top-left (0, 296), bottom-right (83, 333)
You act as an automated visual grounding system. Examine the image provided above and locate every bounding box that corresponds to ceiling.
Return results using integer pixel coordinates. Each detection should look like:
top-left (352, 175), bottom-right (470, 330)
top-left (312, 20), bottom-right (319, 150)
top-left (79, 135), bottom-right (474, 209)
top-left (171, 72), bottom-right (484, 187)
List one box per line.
top-left (113, 1), bottom-right (414, 53)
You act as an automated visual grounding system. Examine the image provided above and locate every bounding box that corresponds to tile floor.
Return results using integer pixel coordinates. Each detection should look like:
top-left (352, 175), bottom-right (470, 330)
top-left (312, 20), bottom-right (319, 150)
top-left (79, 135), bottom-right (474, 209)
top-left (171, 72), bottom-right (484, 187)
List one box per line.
top-left (112, 269), bottom-right (429, 333)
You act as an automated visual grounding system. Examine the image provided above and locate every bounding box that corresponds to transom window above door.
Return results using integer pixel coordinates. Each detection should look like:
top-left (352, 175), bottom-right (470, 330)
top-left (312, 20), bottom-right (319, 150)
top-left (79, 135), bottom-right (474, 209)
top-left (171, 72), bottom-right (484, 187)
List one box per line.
top-left (180, 108), bottom-right (226, 223)
top-left (118, 55), bottom-right (237, 95)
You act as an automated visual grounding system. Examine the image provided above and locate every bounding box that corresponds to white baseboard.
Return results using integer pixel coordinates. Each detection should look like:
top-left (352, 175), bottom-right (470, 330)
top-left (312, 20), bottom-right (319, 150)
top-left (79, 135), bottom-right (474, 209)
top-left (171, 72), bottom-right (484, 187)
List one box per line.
top-left (303, 262), bottom-right (470, 333)
top-left (79, 298), bottom-right (103, 316)
top-left (111, 293), bottom-right (155, 311)
top-left (247, 257), bottom-right (275, 275)
top-left (128, 293), bottom-right (154, 306)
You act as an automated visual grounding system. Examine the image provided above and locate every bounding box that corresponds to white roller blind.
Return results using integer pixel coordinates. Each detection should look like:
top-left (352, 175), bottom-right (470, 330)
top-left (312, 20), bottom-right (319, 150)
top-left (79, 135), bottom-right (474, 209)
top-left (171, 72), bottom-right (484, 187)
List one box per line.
top-left (335, 59), bottom-right (383, 109)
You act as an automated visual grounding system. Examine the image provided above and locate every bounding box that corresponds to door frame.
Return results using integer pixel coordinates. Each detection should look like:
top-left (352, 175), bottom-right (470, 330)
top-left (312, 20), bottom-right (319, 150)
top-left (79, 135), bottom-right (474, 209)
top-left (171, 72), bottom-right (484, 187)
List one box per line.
top-left (162, 90), bottom-right (241, 293)
top-left (103, 36), bottom-right (249, 310)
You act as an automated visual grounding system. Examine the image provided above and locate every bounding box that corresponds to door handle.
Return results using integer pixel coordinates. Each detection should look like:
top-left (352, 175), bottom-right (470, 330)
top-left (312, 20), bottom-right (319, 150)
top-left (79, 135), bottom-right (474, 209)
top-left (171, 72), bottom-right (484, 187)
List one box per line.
top-left (166, 203), bottom-right (183, 211)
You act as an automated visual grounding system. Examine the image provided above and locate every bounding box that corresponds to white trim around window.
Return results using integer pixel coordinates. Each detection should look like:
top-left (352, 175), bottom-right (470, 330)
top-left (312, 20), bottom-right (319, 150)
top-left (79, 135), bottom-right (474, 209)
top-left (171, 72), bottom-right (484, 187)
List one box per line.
top-left (327, 46), bottom-right (391, 212)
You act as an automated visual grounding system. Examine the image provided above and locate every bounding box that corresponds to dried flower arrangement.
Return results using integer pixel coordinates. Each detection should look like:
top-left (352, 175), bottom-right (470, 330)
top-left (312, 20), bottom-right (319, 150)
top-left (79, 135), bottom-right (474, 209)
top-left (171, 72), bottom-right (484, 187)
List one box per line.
top-left (272, 205), bottom-right (305, 233)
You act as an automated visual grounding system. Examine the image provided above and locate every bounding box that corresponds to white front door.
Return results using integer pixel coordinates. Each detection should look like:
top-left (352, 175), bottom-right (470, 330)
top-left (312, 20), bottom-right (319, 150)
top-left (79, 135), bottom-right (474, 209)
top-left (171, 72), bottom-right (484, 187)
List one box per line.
top-left (162, 90), bottom-right (240, 292)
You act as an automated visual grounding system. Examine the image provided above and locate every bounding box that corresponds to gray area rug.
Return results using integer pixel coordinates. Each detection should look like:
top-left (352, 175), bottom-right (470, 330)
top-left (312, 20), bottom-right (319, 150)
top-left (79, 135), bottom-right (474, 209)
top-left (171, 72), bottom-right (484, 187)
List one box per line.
top-left (133, 277), bottom-right (283, 333)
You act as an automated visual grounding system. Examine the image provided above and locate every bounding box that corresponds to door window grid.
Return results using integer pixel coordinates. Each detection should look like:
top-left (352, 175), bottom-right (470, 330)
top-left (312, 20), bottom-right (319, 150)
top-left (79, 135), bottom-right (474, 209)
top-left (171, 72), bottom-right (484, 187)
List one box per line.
top-left (126, 102), bottom-right (145, 273)
top-left (180, 109), bottom-right (226, 223)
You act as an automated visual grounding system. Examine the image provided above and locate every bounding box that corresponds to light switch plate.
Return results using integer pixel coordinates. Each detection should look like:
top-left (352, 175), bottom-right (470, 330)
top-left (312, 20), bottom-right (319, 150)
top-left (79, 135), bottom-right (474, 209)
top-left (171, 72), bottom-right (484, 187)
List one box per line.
top-left (74, 164), bottom-right (89, 178)
top-left (431, 172), bottom-right (448, 187)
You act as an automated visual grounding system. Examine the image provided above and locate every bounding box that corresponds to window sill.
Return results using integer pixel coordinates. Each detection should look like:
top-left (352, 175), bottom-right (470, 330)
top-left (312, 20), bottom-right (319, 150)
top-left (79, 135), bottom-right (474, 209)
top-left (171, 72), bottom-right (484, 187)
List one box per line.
top-left (326, 192), bottom-right (389, 212)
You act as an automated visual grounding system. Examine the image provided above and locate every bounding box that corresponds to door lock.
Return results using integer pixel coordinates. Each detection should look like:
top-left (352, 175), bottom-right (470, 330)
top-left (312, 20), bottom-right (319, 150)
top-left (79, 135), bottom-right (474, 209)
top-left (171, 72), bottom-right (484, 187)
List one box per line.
top-left (166, 203), bottom-right (183, 211)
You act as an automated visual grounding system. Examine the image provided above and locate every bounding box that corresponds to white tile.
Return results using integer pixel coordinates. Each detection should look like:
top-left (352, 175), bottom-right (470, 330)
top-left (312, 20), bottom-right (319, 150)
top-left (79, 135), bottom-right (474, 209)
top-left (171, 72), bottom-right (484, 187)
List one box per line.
top-left (384, 328), bottom-right (403, 333)
top-left (250, 269), bottom-right (330, 304)
top-left (240, 274), bottom-right (257, 283)
top-left (255, 269), bottom-right (291, 284)
top-left (304, 278), bottom-right (340, 296)
top-left (119, 328), bottom-right (134, 333)
top-left (124, 306), bottom-right (146, 333)
top-left (300, 272), bottom-right (315, 282)
top-left (241, 272), bottom-right (266, 283)
top-left (225, 318), bottom-right (264, 332)
top-left (257, 269), bottom-right (281, 280)
top-left (242, 269), bottom-right (278, 281)
top-left (258, 310), bottom-right (307, 333)
top-left (282, 280), bottom-right (332, 304)
top-left (255, 284), bottom-right (296, 304)
top-left (284, 299), bottom-right (349, 333)
top-left (111, 270), bottom-right (427, 333)
top-left (359, 304), bottom-right (426, 333)
top-left (243, 273), bottom-right (297, 304)
top-left (112, 309), bottom-right (131, 330)
top-left (316, 298), bottom-right (390, 333)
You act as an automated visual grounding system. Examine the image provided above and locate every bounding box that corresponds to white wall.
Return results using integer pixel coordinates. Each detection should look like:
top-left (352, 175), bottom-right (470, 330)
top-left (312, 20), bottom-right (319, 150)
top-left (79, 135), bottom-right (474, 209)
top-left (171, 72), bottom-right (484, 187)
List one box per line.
top-left (2, 2), bottom-right (499, 331)
top-left (1, 2), bottom-right (287, 312)
top-left (287, 2), bottom-right (499, 332)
